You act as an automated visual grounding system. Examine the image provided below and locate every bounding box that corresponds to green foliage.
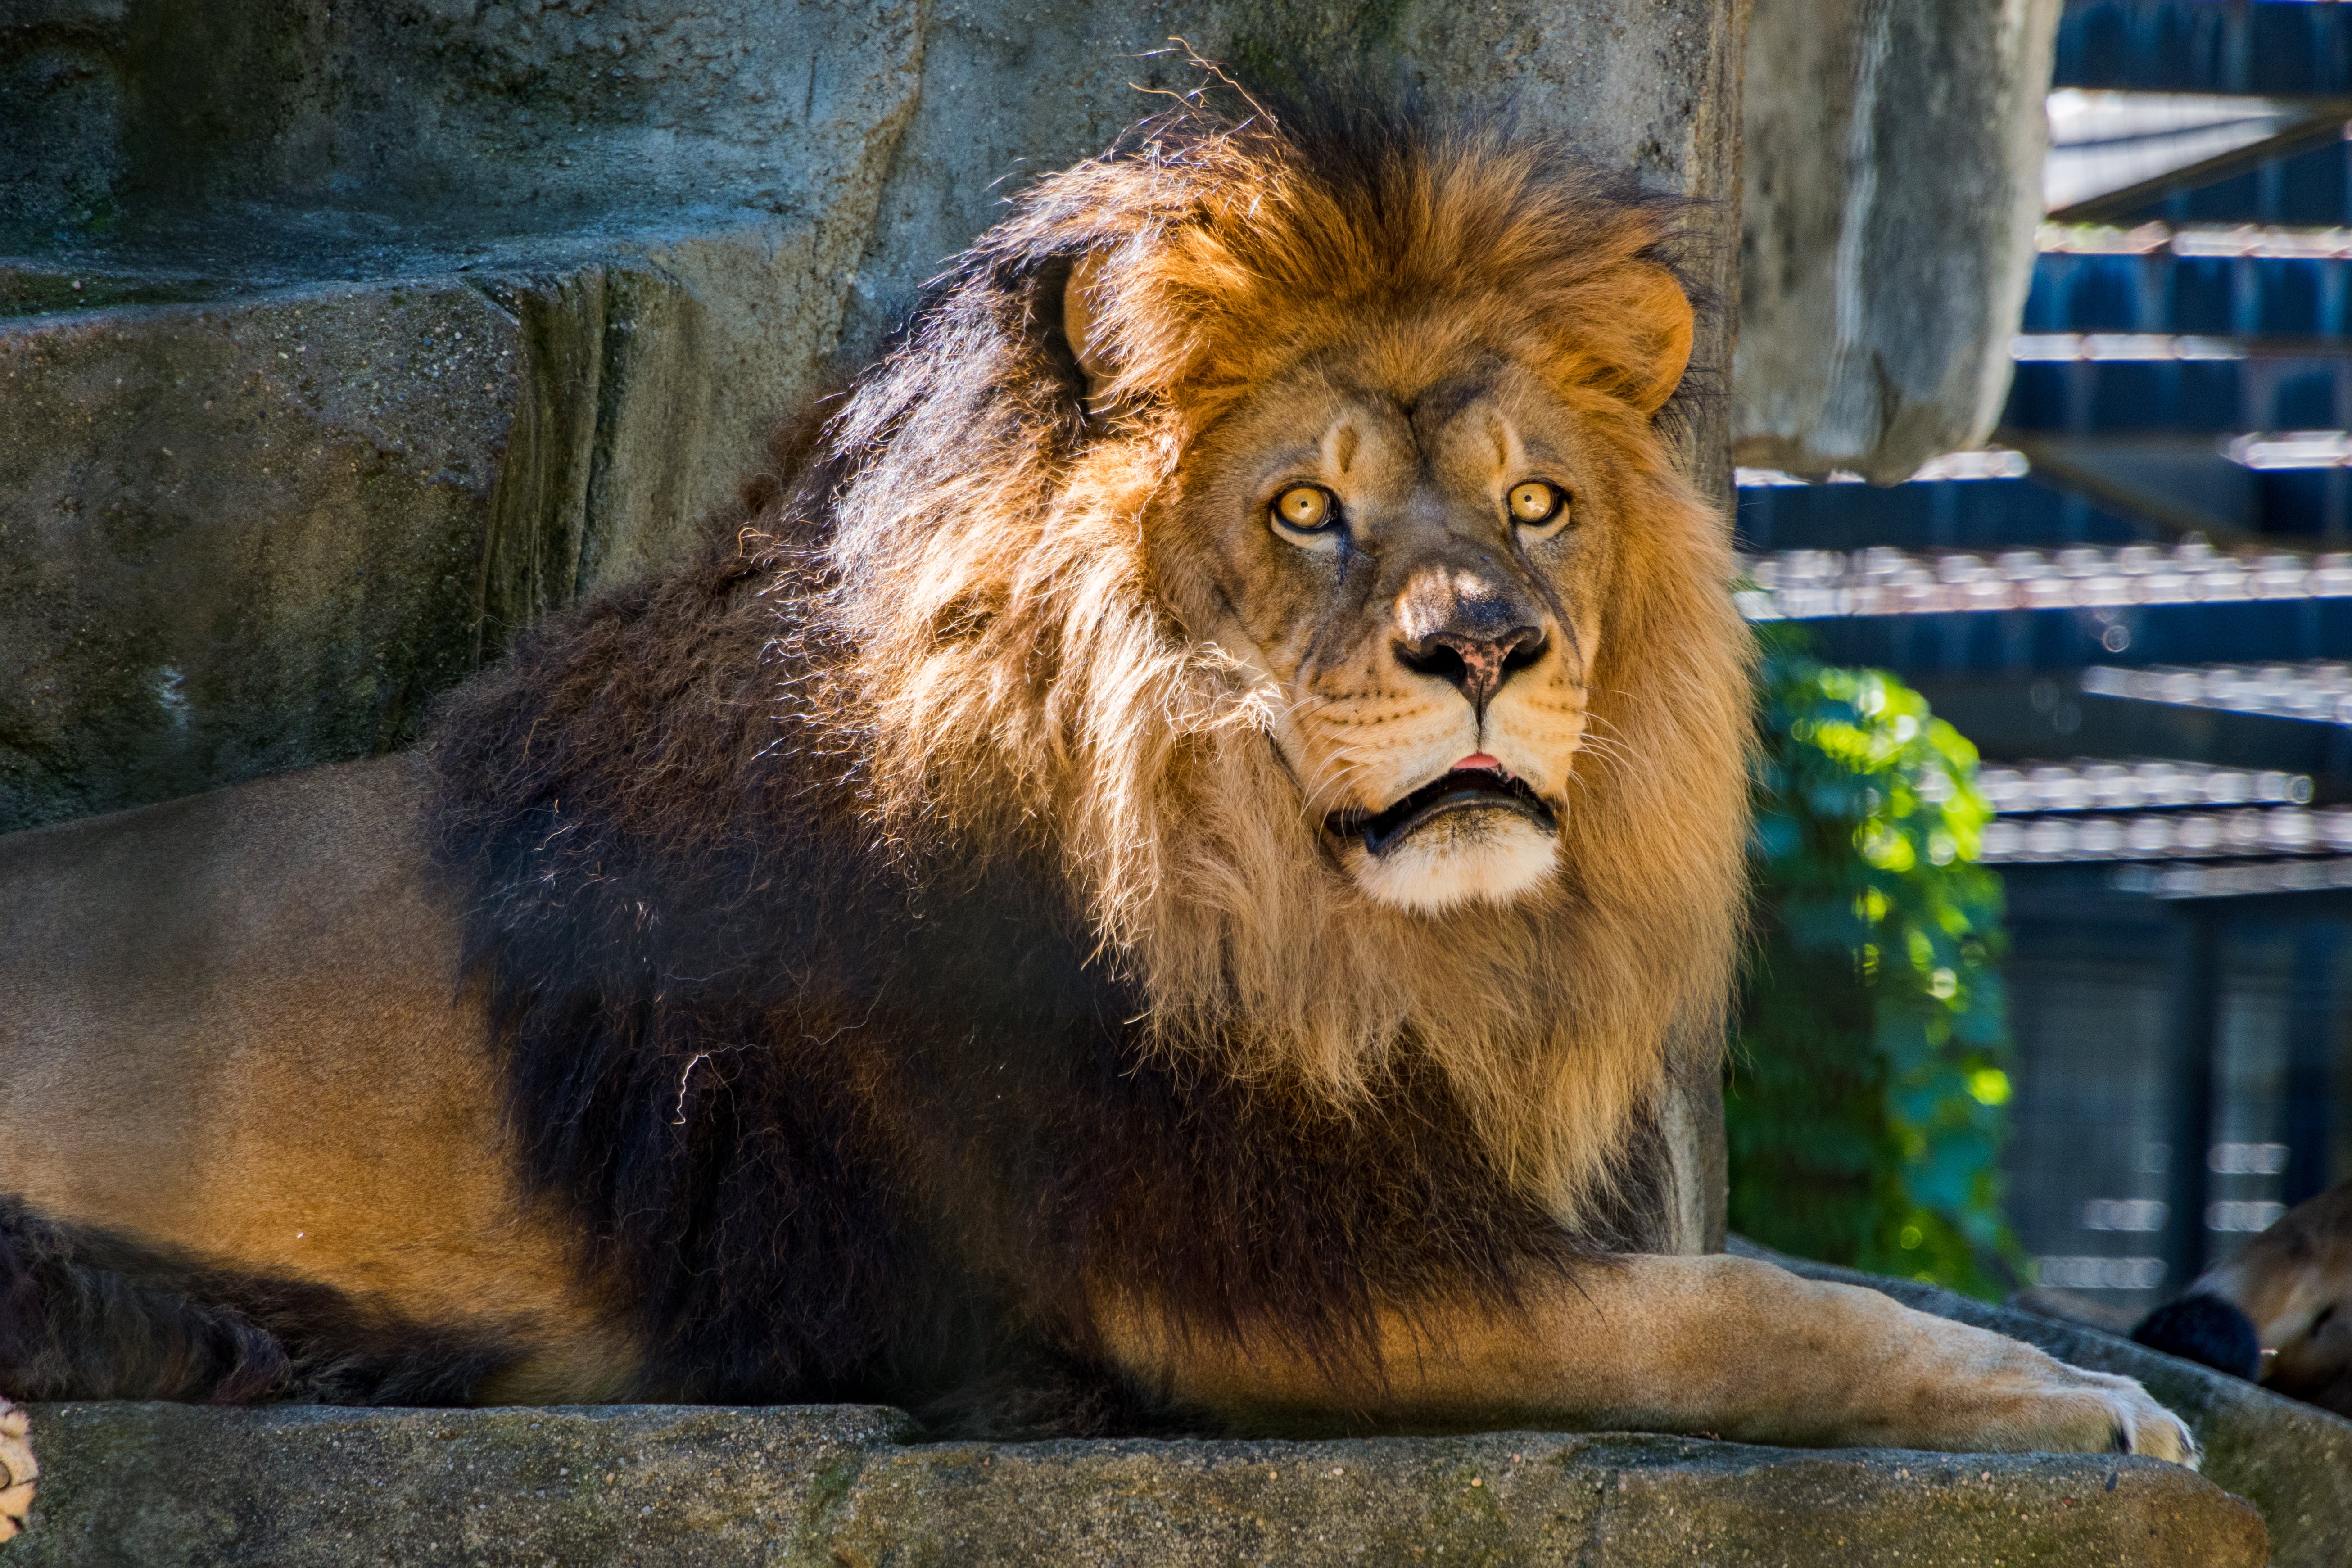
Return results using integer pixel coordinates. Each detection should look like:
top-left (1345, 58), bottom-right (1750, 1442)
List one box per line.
top-left (1726, 643), bottom-right (2022, 1298)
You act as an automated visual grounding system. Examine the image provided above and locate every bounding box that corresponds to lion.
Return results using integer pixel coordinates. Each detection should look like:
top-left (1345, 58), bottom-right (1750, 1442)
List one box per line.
top-left (0, 106), bottom-right (2191, 1524)
top-left (2134, 1179), bottom-right (2352, 1416)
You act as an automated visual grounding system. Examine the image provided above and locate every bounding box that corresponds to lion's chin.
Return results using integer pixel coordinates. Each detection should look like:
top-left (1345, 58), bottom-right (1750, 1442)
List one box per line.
top-left (1343, 810), bottom-right (1562, 915)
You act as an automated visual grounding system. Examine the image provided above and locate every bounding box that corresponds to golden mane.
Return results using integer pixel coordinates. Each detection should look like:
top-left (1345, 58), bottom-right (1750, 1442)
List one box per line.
top-left (792, 108), bottom-right (1756, 1226)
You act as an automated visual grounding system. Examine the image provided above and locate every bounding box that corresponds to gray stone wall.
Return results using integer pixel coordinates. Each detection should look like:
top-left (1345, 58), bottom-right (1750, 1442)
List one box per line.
top-left (0, 0), bottom-right (1744, 833)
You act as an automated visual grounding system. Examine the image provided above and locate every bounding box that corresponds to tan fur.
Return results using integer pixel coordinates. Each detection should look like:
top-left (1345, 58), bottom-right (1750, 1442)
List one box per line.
top-left (0, 756), bottom-right (641, 1404)
top-left (0, 1398), bottom-right (30, 1543)
top-left (1097, 1256), bottom-right (2194, 1455)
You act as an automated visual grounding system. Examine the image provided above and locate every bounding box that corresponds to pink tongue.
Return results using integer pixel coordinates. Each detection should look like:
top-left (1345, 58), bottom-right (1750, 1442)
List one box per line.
top-left (1456, 753), bottom-right (1504, 772)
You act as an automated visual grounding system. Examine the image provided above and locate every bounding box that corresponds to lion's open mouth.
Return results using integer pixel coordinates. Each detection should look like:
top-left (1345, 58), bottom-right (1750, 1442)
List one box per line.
top-left (1331, 766), bottom-right (1560, 857)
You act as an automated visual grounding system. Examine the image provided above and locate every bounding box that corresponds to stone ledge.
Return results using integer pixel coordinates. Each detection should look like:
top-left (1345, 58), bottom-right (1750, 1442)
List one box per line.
top-left (5, 1401), bottom-right (2267, 1568)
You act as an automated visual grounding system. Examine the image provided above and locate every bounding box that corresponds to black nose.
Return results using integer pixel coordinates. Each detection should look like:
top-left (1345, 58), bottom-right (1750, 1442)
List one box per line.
top-left (1396, 624), bottom-right (1548, 716)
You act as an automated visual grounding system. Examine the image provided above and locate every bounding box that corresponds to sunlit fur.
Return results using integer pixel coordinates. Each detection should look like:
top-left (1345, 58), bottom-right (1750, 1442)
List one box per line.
top-left (809, 108), bottom-right (1755, 1226)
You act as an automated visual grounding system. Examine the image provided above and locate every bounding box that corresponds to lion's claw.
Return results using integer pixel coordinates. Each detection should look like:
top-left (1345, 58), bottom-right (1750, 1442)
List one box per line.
top-left (2111, 1379), bottom-right (2200, 1468)
top-left (0, 1397), bottom-right (35, 1543)
top-left (2011, 1364), bottom-right (2200, 1469)
top-left (1839, 1290), bottom-right (2204, 1467)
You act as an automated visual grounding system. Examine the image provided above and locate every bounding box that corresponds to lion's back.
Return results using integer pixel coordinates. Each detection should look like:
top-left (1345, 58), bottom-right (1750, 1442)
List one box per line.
top-left (0, 753), bottom-right (598, 1348)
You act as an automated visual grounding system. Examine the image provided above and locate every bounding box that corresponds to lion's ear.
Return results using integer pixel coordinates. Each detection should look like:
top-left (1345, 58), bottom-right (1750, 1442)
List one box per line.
top-left (1061, 252), bottom-right (1118, 414)
top-left (1615, 266), bottom-right (1694, 416)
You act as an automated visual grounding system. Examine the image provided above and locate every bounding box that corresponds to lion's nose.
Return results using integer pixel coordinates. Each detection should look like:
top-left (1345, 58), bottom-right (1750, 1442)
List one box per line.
top-left (1395, 624), bottom-right (1548, 717)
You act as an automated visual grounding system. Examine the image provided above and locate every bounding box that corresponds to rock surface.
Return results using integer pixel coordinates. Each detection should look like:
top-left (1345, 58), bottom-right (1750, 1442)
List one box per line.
top-left (5, 1401), bottom-right (2269, 1568)
top-left (0, 224), bottom-right (873, 828)
top-left (1737, 0), bottom-right (2060, 480)
top-left (0, 0), bottom-right (1744, 832)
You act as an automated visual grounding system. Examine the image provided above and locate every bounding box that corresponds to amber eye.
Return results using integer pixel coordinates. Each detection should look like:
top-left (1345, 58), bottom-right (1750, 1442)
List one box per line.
top-left (1271, 484), bottom-right (1337, 534)
top-left (1509, 481), bottom-right (1565, 526)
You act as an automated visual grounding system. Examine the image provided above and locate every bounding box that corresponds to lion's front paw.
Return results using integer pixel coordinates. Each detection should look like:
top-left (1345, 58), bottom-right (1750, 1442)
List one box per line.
top-left (0, 1397), bottom-right (34, 1543)
top-left (1981, 1361), bottom-right (2199, 1469)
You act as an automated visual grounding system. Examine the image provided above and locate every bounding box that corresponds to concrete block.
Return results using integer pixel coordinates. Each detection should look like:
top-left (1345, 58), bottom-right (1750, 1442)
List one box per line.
top-left (0, 215), bottom-right (875, 831)
top-left (1737, 0), bottom-right (2060, 481)
top-left (5, 1401), bottom-right (2268, 1568)
top-left (0, 280), bottom-right (513, 830)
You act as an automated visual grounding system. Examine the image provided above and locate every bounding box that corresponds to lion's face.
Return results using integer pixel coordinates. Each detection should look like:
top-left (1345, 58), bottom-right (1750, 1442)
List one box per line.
top-left (1160, 336), bottom-right (1624, 915)
top-left (846, 125), bottom-right (1746, 1163)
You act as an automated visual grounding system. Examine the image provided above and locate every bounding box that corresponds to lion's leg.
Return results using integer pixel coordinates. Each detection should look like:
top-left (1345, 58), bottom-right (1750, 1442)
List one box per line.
top-left (0, 1199), bottom-right (292, 1403)
top-left (1101, 1254), bottom-right (2197, 1462)
top-left (0, 1199), bottom-right (626, 1407)
top-left (0, 1397), bottom-right (31, 1543)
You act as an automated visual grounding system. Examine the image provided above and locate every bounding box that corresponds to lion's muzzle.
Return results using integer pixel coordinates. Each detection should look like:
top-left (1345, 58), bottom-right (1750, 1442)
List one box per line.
top-left (1334, 764), bottom-right (1558, 857)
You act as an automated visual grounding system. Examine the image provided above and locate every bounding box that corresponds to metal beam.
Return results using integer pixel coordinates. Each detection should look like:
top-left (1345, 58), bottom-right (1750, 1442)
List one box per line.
top-left (2163, 908), bottom-right (2220, 1290)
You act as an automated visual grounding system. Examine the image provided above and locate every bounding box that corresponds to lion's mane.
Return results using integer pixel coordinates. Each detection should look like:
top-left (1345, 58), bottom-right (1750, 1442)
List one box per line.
top-left (427, 104), bottom-right (1751, 1428)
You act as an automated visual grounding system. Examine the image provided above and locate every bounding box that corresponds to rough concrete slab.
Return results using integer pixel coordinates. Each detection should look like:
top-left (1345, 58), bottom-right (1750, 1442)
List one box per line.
top-left (4, 1402), bottom-right (2268, 1568)
top-left (0, 281), bottom-right (513, 830)
top-left (0, 0), bottom-right (929, 253)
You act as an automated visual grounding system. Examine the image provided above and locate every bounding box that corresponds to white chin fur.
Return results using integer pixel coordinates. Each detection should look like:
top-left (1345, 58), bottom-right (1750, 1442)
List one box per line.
top-left (1345, 809), bottom-right (1561, 914)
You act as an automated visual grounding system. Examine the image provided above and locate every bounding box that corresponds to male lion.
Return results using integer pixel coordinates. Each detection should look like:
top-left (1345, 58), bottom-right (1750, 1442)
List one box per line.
top-left (0, 108), bottom-right (2191, 1527)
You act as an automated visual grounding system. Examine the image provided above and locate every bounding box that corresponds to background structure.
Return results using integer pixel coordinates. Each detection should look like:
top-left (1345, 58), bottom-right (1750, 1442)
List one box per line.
top-left (1739, 0), bottom-right (2352, 1321)
top-left (1738, 0), bottom-right (2064, 482)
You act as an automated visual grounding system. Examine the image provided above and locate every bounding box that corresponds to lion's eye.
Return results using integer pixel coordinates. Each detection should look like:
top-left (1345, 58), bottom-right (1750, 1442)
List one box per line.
top-left (1271, 485), bottom-right (1337, 534)
top-left (1509, 481), bottom-right (1565, 526)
